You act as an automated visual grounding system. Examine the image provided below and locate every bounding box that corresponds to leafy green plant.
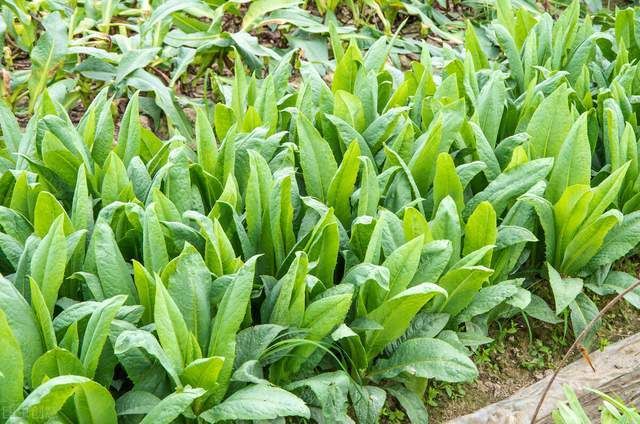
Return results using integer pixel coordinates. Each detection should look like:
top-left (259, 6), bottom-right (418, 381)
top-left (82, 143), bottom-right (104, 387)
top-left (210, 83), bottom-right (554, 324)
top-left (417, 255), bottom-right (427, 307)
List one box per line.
top-left (553, 385), bottom-right (640, 423)
top-left (1, 0), bottom-right (640, 421)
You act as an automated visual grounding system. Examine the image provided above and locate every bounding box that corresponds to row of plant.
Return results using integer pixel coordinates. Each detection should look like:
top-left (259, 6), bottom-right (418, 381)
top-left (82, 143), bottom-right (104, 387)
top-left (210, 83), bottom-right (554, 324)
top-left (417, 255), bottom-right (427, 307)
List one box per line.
top-left (3, 0), bottom-right (571, 130)
top-left (0, 0), bottom-right (478, 117)
top-left (1, 0), bottom-right (640, 422)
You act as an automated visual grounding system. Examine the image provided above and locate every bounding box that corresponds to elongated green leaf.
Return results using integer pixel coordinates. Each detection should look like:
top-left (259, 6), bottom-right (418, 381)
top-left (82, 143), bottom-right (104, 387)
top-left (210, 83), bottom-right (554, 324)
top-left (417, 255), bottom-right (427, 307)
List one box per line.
top-left (90, 223), bottom-right (137, 301)
top-left (162, 244), bottom-right (211, 350)
top-left (466, 158), bottom-right (554, 217)
top-left (546, 114), bottom-right (591, 203)
top-left (370, 337), bottom-right (477, 382)
top-left (140, 387), bottom-right (206, 424)
top-left (561, 210), bottom-right (623, 274)
top-left (31, 348), bottom-right (86, 387)
top-left (0, 277), bottom-right (44, 385)
top-left (365, 283), bottom-right (447, 359)
top-left (296, 114), bottom-right (338, 200)
top-left (28, 13), bottom-right (68, 112)
top-left (207, 256), bottom-right (257, 402)
top-left (155, 276), bottom-right (196, 373)
top-left (80, 295), bottom-right (126, 378)
top-left (200, 384), bottom-right (310, 423)
top-left (463, 201), bottom-right (497, 267)
top-left (474, 71), bottom-right (506, 147)
top-left (547, 263), bottom-right (583, 314)
top-left (327, 140), bottom-right (360, 225)
top-left (0, 309), bottom-right (23, 417)
top-left (527, 85), bottom-right (573, 158)
top-left (30, 215), bottom-right (67, 314)
top-left (10, 375), bottom-right (114, 422)
top-left (433, 266), bottom-right (494, 316)
top-left (433, 153), bottom-right (464, 215)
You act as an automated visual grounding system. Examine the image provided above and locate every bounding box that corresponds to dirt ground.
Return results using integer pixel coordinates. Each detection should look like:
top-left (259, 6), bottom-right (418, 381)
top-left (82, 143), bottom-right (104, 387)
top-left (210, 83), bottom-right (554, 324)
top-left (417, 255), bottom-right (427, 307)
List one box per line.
top-left (427, 294), bottom-right (640, 423)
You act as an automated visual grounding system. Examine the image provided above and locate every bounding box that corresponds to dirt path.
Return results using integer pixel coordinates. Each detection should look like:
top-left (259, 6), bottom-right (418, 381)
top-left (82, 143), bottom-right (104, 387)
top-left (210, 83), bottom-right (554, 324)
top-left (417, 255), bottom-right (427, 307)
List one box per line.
top-left (428, 299), bottom-right (640, 423)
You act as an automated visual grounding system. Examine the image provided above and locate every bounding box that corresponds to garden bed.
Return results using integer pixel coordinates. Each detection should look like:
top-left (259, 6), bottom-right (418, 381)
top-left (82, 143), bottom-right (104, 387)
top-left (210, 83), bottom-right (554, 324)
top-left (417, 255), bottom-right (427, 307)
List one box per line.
top-left (2, 0), bottom-right (640, 423)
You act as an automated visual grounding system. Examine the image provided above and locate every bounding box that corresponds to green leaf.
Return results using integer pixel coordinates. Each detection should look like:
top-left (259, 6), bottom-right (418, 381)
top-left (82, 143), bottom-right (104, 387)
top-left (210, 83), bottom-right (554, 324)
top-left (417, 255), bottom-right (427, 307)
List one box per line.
top-left (287, 371), bottom-right (350, 423)
top-left (80, 295), bottom-right (126, 378)
top-left (387, 385), bottom-right (429, 424)
top-left (268, 252), bottom-right (308, 327)
top-left (181, 356), bottom-right (224, 392)
top-left (296, 113), bottom-right (338, 201)
top-left (0, 277), bottom-right (44, 385)
top-left (27, 13), bottom-right (68, 112)
top-left (277, 287), bottom-right (353, 377)
top-left (524, 294), bottom-right (562, 324)
top-left (114, 329), bottom-right (181, 387)
top-left (0, 309), bottom-right (23, 417)
top-left (583, 163), bottom-right (629, 227)
top-left (463, 201), bottom-right (497, 267)
top-left (115, 391), bottom-right (160, 417)
top-left (569, 293), bottom-right (600, 346)
top-left (493, 24), bottom-right (524, 92)
top-left (474, 71), bottom-right (506, 147)
top-left (586, 211), bottom-right (640, 272)
top-left (409, 116), bottom-right (445, 193)
top-left (33, 191), bottom-right (73, 238)
top-left (29, 278), bottom-right (57, 351)
top-left (200, 384), bottom-right (310, 423)
top-left (431, 196), bottom-right (462, 265)
top-left (527, 84), bottom-right (573, 159)
top-left (456, 282), bottom-right (520, 323)
top-left (162, 244), bottom-right (212, 350)
top-left (547, 263), bottom-right (583, 314)
top-left (466, 158), bottom-right (554, 217)
top-left (74, 379), bottom-right (118, 424)
top-left (71, 166), bottom-right (94, 231)
top-left (433, 266), bottom-right (494, 316)
top-left (327, 140), bottom-right (360, 225)
top-left (242, 0), bottom-right (301, 30)
top-left (31, 347), bottom-right (86, 387)
top-left (10, 375), bottom-right (115, 422)
top-left (196, 108), bottom-right (218, 175)
top-left (332, 42), bottom-right (362, 93)
top-left (351, 385), bottom-right (386, 424)
top-left (42, 131), bottom-right (82, 187)
top-left (0, 100), bottom-right (21, 154)
top-left (207, 256), bottom-right (258, 403)
top-left (155, 276), bottom-right (196, 373)
top-left (30, 215), bottom-right (67, 314)
top-left (561, 210), bottom-right (623, 275)
top-left (383, 236), bottom-right (424, 298)
top-left (139, 387), bottom-right (206, 424)
top-left (465, 21), bottom-right (489, 69)
top-left (433, 153), bottom-right (464, 215)
top-left (357, 156), bottom-right (380, 217)
top-left (334, 90), bottom-right (366, 133)
top-left (546, 113), bottom-right (591, 203)
top-left (115, 50), bottom-right (159, 85)
top-left (90, 223), bottom-right (137, 301)
top-left (115, 92), bottom-right (141, 167)
top-left (143, 204), bottom-right (169, 273)
top-left (365, 283), bottom-right (447, 360)
top-left (370, 337), bottom-right (478, 382)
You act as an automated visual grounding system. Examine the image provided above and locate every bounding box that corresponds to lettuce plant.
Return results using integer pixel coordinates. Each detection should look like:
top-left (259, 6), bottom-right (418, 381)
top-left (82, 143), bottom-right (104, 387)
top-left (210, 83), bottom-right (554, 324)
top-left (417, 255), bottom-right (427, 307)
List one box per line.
top-left (1, 1), bottom-right (640, 422)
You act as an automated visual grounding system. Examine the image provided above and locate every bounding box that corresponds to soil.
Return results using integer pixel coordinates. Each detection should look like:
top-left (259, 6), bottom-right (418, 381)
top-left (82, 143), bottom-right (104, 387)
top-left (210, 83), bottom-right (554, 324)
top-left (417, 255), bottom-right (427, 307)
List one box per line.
top-left (427, 288), bottom-right (640, 423)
